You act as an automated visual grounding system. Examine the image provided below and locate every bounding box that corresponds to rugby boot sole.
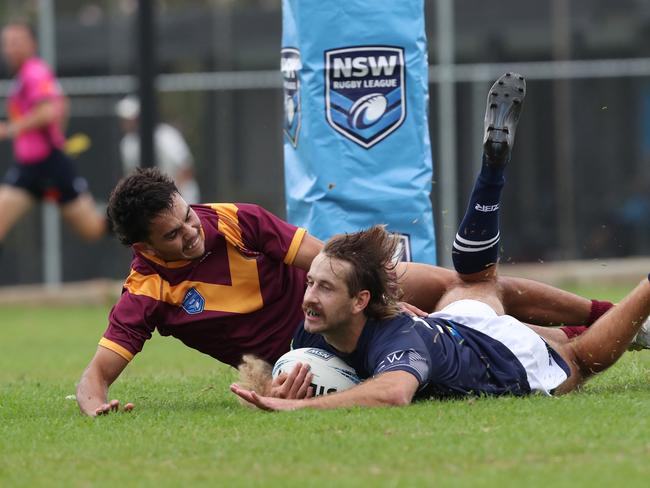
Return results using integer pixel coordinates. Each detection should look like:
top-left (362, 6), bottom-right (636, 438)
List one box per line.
top-left (483, 72), bottom-right (526, 167)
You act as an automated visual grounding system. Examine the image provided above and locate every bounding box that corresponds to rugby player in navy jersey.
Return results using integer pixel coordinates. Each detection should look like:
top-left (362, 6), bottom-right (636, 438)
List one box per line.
top-left (232, 73), bottom-right (650, 410)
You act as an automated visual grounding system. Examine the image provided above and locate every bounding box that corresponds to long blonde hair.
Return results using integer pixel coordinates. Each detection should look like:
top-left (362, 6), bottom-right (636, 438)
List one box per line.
top-left (323, 225), bottom-right (403, 320)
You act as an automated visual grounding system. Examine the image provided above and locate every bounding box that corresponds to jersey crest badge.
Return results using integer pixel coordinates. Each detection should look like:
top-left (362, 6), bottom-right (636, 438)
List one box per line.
top-left (282, 47), bottom-right (302, 147)
top-left (325, 45), bottom-right (406, 148)
top-left (182, 287), bottom-right (205, 315)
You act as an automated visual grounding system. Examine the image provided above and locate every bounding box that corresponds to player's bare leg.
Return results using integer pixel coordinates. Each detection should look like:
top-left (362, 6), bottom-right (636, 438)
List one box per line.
top-left (435, 272), bottom-right (504, 314)
top-left (397, 262), bottom-right (456, 313)
top-left (402, 260), bottom-right (595, 326)
top-left (60, 192), bottom-right (107, 241)
top-left (500, 276), bottom-right (602, 343)
top-left (0, 184), bottom-right (34, 241)
top-left (546, 278), bottom-right (650, 393)
top-left (433, 274), bottom-right (595, 343)
top-left (498, 276), bottom-right (592, 325)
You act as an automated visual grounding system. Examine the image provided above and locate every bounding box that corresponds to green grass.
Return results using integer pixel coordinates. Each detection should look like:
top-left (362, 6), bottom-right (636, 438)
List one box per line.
top-left (2, 284), bottom-right (650, 487)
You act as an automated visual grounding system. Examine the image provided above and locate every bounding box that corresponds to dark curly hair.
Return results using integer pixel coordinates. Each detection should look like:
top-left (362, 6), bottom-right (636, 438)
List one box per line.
top-left (323, 225), bottom-right (403, 320)
top-left (107, 168), bottom-right (179, 246)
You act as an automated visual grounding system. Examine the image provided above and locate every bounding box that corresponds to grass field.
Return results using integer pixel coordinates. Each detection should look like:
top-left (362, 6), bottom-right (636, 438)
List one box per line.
top-left (3, 285), bottom-right (650, 487)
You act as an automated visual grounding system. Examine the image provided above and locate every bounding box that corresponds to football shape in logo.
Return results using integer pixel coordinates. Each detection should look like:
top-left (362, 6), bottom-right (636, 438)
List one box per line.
top-left (348, 93), bottom-right (387, 129)
top-left (272, 348), bottom-right (361, 396)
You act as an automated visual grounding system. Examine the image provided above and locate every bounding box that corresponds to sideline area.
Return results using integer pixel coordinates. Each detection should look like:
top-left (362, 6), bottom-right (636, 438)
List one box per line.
top-left (499, 256), bottom-right (650, 288)
top-left (1, 257), bottom-right (650, 306)
top-left (0, 279), bottom-right (122, 306)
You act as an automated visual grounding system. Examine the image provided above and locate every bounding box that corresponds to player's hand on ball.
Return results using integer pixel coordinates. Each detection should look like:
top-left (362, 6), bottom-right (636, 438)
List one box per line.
top-left (270, 362), bottom-right (314, 399)
top-left (94, 399), bottom-right (134, 416)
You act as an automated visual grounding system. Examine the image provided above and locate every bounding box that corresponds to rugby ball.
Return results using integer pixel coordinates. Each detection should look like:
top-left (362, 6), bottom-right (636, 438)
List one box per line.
top-left (272, 348), bottom-right (361, 396)
top-left (349, 93), bottom-right (387, 129)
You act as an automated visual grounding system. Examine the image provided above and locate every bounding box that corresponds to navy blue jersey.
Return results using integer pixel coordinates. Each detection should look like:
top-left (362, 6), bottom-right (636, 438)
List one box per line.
top-left (292, 313), bottom-right (536, 399)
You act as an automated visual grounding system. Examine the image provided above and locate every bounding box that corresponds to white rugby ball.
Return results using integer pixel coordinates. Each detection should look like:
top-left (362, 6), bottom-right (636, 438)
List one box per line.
top-left (272, 348), bottom-right (361, 396)
top-left (349, 93), bottom-right (387, 128)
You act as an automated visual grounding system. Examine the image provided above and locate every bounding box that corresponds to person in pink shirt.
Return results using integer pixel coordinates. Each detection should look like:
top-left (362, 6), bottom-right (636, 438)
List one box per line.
top-left (0, 21), bottom-right (106, 256)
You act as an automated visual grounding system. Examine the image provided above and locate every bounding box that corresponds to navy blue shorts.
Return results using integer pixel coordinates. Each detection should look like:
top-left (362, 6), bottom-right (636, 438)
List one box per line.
top-left (3, 149), bottom-right (88, 204)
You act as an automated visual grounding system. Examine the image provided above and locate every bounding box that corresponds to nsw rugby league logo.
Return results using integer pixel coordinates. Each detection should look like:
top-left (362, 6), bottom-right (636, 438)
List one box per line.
top-left (281, 47), bottom-right (302, 147)
top-left (325, 46), bottom-right (406, 149)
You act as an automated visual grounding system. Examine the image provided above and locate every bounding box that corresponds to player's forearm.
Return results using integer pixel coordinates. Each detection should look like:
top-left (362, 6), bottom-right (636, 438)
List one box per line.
top-left (302, 389), bottom-right (405, 409)
top-left (76, 370), bottom-right (109, 416)
top-left (299, 373), bottom-right (415, 409)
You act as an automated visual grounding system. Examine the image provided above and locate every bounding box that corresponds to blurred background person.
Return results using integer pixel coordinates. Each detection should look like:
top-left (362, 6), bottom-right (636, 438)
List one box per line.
top-left (0, 21), bottom-right (107, 255)
top-left (115, 95), bottom-right (200, 204)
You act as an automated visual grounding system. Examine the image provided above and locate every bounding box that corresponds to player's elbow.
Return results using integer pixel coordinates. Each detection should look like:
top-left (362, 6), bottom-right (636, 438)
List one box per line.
top-left (382, 385), bottom-right (414, 406)
top-left (375, 372), bottom-right (417, 406)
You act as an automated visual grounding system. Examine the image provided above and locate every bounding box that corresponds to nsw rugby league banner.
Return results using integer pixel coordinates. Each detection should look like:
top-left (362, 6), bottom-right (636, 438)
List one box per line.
top-left (281, 0), bottom-right (436, 263)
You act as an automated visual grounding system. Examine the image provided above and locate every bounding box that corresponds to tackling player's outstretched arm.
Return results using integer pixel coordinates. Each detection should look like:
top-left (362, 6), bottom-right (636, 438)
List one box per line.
top-left (76, 346), bottom-right (133, 417)
top-left (230, 370), bottom-right (419, 411)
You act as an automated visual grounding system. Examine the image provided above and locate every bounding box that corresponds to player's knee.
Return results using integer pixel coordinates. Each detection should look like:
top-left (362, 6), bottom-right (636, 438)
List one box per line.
top-left (563, 341), bottom-right (593, 382)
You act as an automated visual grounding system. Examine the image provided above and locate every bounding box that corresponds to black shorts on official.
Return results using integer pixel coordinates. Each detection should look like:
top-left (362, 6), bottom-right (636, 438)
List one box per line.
top-left (3, 148), bottom-right (88, 204)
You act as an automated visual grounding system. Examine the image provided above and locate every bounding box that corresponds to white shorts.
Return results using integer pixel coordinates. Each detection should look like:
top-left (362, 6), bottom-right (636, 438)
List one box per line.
top-left (429, 299), bottom-right (569, 395)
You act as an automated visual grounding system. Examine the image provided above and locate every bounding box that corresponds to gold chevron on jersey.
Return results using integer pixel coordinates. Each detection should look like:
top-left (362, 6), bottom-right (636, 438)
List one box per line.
top-left (209, 203), bottom-right (246, 250)
top-left (123, 242), bottom-right (264, 314)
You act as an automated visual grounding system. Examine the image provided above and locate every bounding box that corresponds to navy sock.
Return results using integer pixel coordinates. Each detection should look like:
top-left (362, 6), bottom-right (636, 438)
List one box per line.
top-left (452, 155), bottom-right (505, 274)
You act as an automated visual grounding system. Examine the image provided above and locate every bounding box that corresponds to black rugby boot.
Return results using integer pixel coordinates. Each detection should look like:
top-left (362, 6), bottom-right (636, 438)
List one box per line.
top-left (483, 72), bottom-right (526, 167)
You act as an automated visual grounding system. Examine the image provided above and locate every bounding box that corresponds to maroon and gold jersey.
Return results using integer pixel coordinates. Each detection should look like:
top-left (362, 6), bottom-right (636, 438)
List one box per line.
top-left (100, 203), bottom-right (308, 367)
